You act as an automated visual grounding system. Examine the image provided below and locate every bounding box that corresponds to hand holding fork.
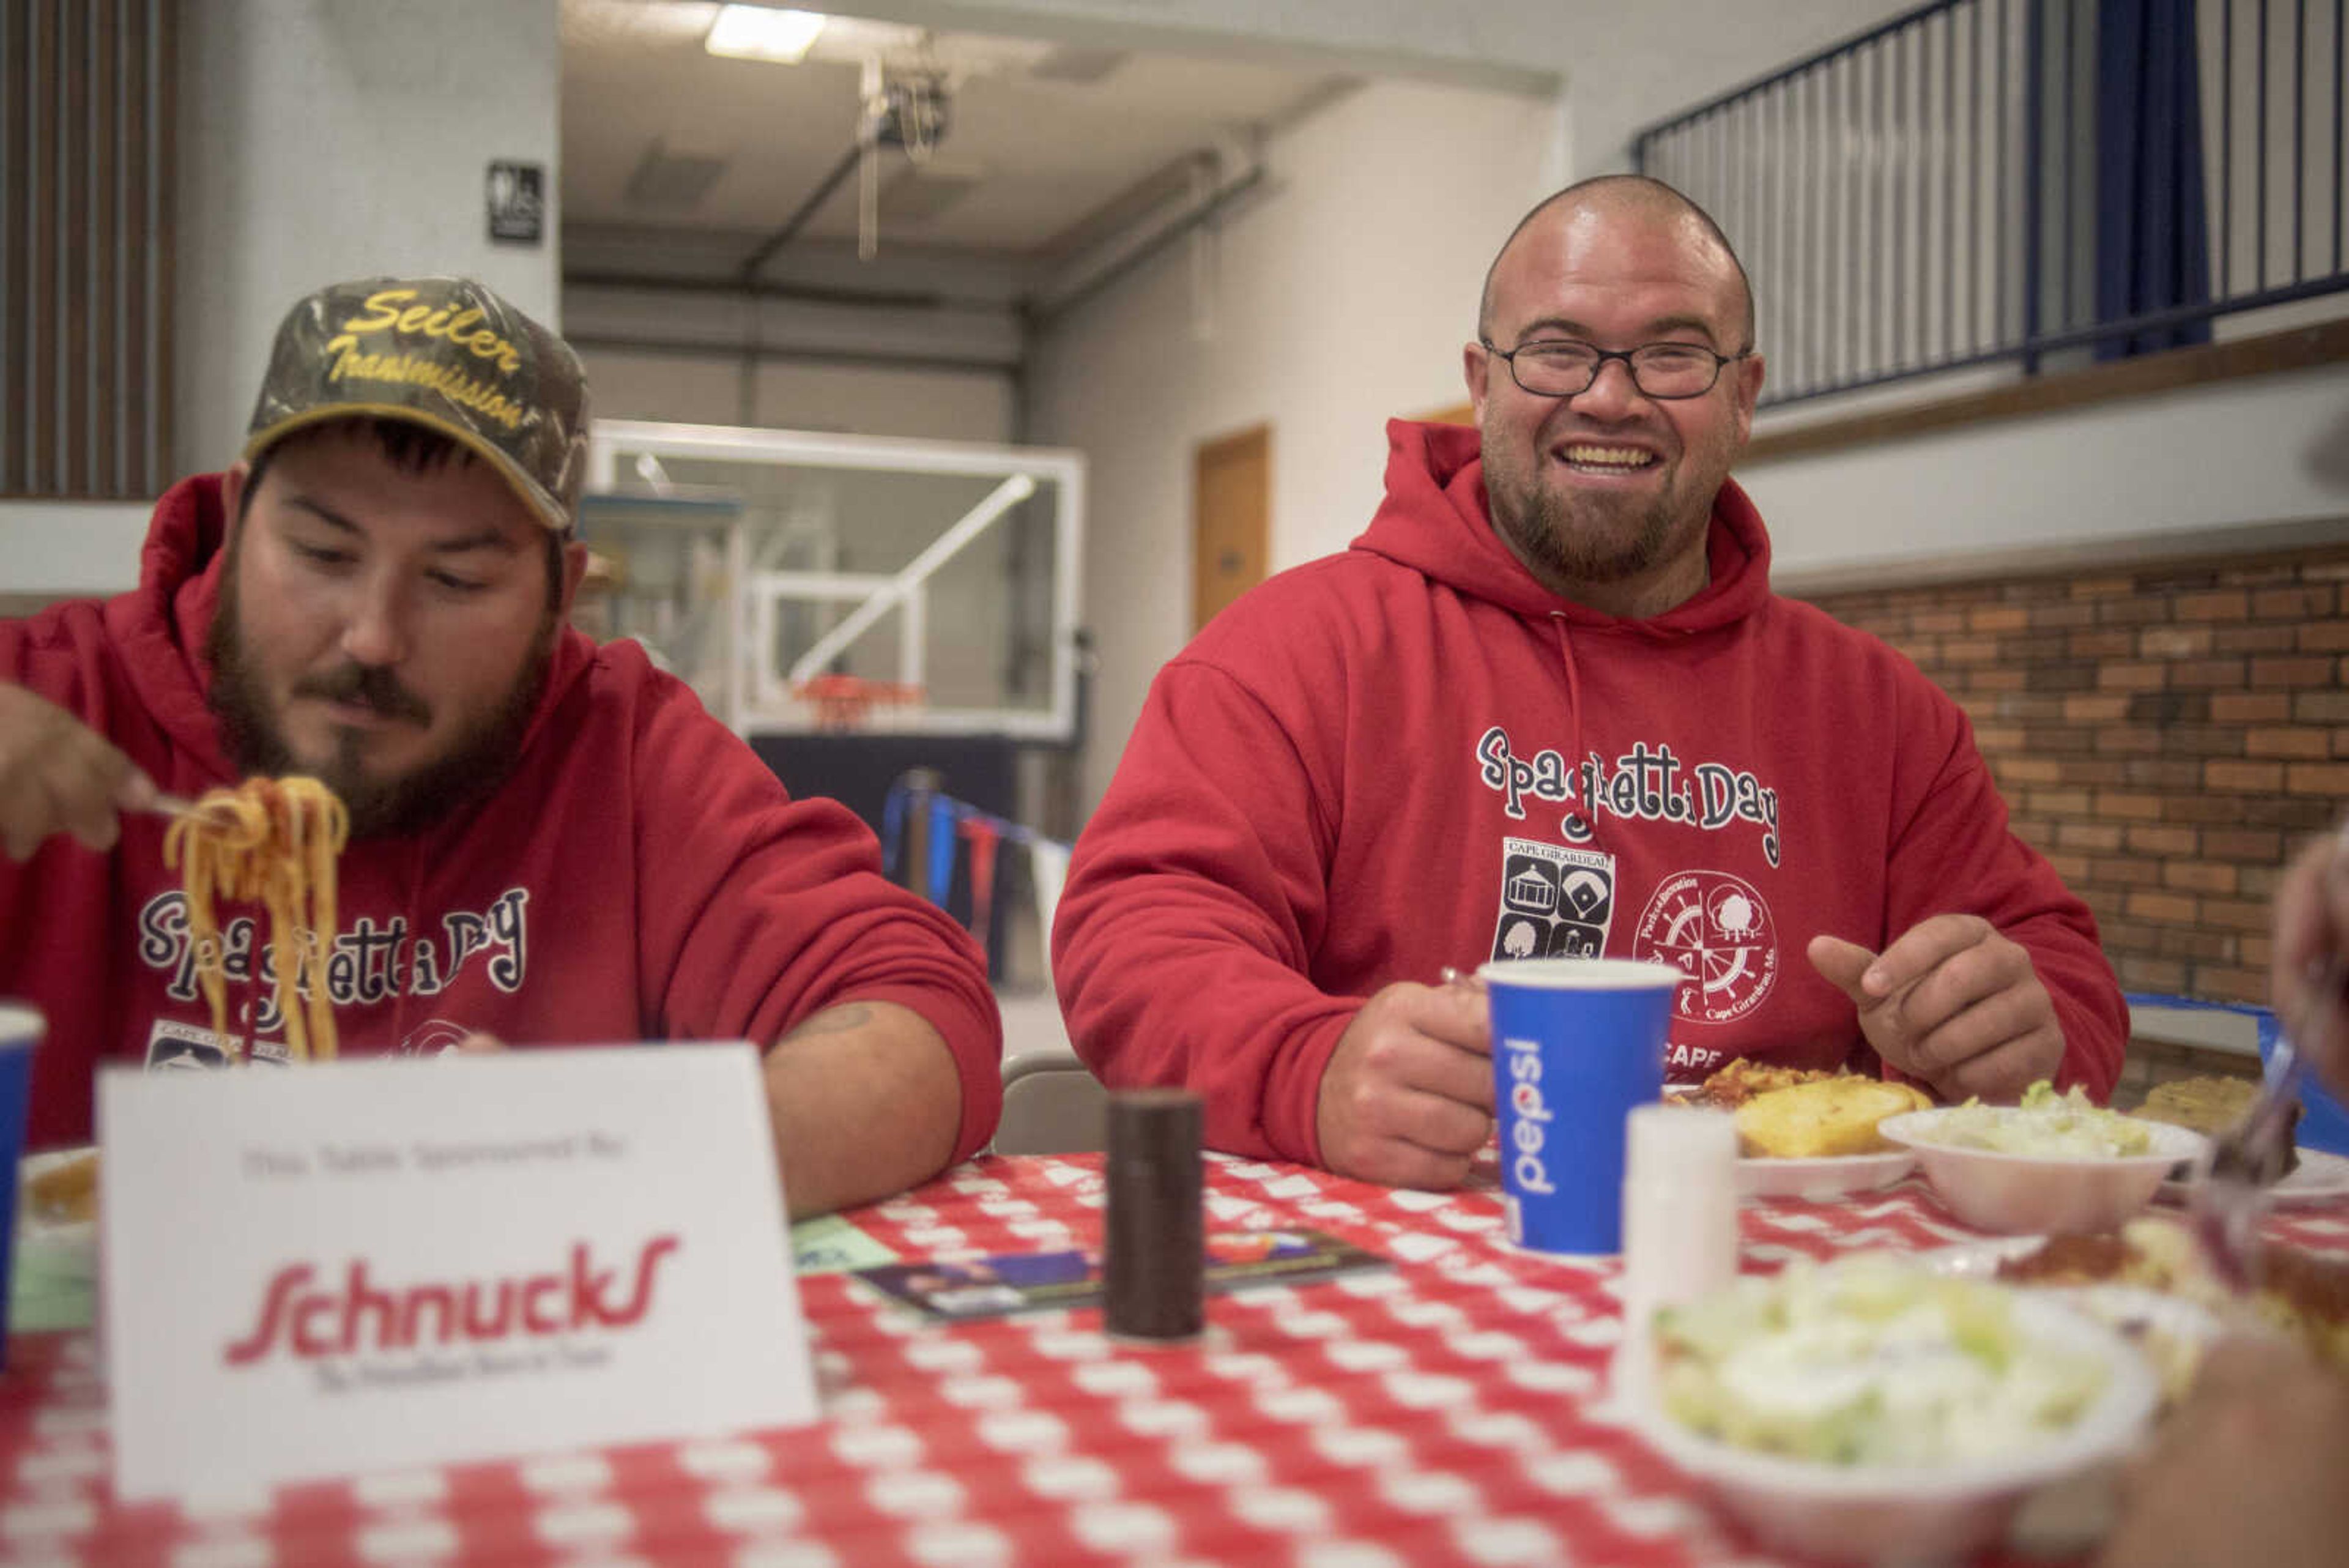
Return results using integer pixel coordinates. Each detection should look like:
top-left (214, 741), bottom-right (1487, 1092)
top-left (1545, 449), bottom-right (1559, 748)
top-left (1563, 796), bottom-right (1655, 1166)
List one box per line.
top-left (2193, 819), bottom-right (2349, 1287)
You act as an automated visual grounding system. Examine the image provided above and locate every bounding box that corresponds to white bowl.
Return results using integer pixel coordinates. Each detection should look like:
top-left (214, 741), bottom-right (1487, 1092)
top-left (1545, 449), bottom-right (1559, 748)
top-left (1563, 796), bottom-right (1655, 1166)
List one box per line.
top-left (1619, 1290), bottom-right (2161, 1564)
top-left (1876, 1110), bottom-right (2207, 1235)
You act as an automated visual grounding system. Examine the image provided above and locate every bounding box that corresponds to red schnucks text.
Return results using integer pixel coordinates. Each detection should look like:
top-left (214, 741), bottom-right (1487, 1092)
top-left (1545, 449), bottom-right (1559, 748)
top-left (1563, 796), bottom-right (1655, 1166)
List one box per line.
top-left (223, 1235), bottom-right (681, 1365)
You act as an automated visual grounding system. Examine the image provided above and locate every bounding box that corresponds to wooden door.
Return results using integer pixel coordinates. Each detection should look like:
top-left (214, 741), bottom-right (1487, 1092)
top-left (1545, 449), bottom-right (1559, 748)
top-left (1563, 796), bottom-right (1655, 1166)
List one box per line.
top-left (1192, 425), bottom-right (1270, 633)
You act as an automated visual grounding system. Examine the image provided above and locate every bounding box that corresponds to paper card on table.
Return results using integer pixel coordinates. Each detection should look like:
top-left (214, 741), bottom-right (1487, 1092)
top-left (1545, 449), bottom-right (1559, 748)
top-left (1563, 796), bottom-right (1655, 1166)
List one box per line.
top-left (790, 1213), bottom-right (899, 1274)
top-left (856, 1227), bottom-right (1389, 1321)
top-left (98, 1044), bottom-right (816, 1501)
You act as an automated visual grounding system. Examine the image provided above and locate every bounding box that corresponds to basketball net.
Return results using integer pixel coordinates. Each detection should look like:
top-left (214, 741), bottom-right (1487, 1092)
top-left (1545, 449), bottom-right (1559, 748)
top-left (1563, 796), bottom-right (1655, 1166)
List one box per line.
top-left (792, 674), bottom-right (926, 732)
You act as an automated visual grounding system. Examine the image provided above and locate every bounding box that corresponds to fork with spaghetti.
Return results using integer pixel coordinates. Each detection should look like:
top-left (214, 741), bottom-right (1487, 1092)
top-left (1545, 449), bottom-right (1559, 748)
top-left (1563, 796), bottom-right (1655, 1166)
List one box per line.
top-left (161, 777), bottom-right (348, 1061)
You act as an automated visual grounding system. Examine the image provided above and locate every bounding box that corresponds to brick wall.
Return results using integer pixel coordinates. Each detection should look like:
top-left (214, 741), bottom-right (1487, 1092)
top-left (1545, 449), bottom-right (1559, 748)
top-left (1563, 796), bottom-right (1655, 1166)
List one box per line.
top-left (1803, 543), bottom-right (2349, 1006)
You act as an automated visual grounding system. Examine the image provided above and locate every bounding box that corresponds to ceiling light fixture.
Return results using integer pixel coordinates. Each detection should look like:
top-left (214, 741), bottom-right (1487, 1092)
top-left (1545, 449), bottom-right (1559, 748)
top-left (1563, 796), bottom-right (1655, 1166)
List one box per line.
top-left (705, 6), bottom-right (828, 64)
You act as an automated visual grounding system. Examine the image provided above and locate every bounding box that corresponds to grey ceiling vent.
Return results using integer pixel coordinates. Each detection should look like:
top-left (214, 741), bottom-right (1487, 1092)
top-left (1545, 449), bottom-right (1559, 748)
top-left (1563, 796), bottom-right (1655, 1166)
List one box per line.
top-left (622, 139), bottom-right (731, 211)
top-left (1028, 44), bottom-right (1127, 84)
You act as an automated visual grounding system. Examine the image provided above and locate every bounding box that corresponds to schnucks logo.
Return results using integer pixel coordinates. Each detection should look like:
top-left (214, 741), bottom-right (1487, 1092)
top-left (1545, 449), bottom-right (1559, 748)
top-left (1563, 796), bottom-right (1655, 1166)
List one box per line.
top-left (1502, 1036), bottom-right (1557, 1195)
top-left (223, 1236), bottom-right (681, 1365)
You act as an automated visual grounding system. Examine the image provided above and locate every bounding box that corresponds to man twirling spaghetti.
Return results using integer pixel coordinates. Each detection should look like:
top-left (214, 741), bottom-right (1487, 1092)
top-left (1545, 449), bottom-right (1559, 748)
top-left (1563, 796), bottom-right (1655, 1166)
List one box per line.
top-left (163, 778), bottom-right (347, 1061)
top-left (0, 275), bottom-right (998, 1221)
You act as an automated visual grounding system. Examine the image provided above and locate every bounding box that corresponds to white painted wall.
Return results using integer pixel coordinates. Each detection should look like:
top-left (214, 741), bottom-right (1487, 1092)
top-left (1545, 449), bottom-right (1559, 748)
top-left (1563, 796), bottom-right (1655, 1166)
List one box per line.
top-left (174, 0), bottom-right (563, 477)
top-left (1750, 363), bottom-right (2349, 590)
top-left (0, 507), bottom-right (155, 598)
top-left (1025, 76), bottom-right (1568, 806)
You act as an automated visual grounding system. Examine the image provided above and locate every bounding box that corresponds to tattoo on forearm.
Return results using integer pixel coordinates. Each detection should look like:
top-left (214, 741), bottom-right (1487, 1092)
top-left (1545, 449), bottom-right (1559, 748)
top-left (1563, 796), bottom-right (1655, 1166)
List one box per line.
top-left (780, 1003), bottom-right (874, 1042)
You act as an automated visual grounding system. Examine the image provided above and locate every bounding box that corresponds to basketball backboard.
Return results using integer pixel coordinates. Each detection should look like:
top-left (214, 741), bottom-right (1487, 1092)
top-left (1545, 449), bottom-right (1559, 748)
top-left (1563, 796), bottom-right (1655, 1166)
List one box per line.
top-left (584, 419), bottom-right (1085, 741)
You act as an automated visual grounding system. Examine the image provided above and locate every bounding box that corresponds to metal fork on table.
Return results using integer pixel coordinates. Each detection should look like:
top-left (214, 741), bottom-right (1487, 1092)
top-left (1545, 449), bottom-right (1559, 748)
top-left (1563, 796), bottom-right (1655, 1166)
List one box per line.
top-left (2192, 956), bottom-right (2344, 1288)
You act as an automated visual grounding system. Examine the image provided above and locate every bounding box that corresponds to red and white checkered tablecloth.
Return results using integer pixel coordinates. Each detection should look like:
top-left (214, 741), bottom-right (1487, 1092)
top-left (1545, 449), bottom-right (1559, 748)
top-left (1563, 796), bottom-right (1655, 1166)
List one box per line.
top-left (4, 1156), bottom-right (2345, 1568)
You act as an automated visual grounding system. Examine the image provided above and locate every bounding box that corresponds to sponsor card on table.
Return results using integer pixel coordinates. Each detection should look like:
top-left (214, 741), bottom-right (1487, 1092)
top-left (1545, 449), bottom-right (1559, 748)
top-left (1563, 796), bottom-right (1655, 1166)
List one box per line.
top-left (790, 1213), bottom-right (899, 1275)
top-left (856, 1227), bottom-right (1389, 1321)
top-left (98, 1044), bottom-right (817, 1501)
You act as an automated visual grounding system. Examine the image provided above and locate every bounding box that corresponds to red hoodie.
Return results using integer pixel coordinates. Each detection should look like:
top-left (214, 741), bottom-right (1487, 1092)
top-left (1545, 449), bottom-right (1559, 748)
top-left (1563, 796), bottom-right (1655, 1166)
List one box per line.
top-left (1, 475), bottom-right (1003, 1158)
top-left (1054, 421), bottom-right (2124, 1165)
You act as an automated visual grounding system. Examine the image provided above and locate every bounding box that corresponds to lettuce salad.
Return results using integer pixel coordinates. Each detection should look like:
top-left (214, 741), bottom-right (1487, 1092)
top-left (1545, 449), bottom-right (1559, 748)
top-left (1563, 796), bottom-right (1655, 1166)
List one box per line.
top-left (1653, 1256), bottom-right (2107, 1466)
top-left (1913, 1080), bottom-right (2154, 1159)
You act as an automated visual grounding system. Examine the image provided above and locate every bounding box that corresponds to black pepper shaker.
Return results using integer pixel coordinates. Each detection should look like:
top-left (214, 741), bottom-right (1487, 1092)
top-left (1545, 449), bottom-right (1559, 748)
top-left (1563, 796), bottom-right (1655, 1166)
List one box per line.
top-left (1103, 1088), bottom-right (1204, 1341)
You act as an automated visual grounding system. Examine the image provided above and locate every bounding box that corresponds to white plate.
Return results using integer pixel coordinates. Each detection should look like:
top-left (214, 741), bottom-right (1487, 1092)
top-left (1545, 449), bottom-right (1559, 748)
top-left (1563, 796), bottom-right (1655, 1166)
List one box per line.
top-left (1917, 1238), bottom-right (2225, 1361)
top-left (1915, 1235), bottom-right (2046, 1279)
top-left (2158, 1145), bottom-right (2349, 1206)
top-left (1738, 1149), bottom-right (1916, 1200)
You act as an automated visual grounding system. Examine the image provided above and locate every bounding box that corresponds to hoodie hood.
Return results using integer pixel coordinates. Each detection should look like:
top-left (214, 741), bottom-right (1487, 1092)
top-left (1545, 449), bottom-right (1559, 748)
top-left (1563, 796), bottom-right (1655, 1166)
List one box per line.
top-left (1351, 418), bottom-right (1772, 635)
top-left (103, 474), bottom-right (237, 777)
top-left (104, 472), bottom-right (598, 791)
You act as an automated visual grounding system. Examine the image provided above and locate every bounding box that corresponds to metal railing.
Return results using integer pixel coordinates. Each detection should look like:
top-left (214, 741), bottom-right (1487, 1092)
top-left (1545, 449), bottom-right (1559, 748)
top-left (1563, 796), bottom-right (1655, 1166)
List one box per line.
top-left (1633, 0), bottom-right (2347, 407)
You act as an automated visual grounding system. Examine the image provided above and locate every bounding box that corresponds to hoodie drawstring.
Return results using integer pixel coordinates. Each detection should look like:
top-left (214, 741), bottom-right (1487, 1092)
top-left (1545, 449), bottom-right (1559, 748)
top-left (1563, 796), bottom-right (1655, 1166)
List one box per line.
top-left (1551, 614), bottom-right (1594, 862)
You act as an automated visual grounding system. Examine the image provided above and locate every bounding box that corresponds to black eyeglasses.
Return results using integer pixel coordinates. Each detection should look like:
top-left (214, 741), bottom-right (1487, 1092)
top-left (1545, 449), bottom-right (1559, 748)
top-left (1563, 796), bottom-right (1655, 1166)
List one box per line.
top-left (1479, 338), bottom-right (1751, 400)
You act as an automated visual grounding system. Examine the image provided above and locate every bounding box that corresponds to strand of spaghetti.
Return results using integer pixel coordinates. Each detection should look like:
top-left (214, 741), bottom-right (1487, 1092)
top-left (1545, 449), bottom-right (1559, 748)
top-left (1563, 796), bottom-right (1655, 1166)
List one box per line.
top-left (298, 781), bottom-right (347, 1060)
top-left (280, 782), bottom-right (310, 1061)
top-left (164, 820), bottom-right (229, 1046)
top-left (279, 778), bottom-right (342, 1060)
top-left (187, 786), bottom-right (259, 1054)
top-left (294, 785), bottom-right (336, 1067)
top-left (270, 790), bottom-right (306, 1062)
top-left (268, 781), bottom-right (312, 1062)
top-left (171, 818), bottom-right (220, 1041)
top-left (192, 838), bottom-right (226, 1042)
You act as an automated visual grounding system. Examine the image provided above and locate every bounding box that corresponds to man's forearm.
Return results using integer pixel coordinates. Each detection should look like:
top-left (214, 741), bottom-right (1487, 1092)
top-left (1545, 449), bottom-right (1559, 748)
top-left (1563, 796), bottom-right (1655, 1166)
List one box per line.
top-left (762, 998), bottom-right (964, 1219)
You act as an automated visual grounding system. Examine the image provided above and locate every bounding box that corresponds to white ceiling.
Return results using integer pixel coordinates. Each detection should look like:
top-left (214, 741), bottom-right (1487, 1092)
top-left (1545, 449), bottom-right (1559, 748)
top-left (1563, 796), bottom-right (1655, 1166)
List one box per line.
top-left (560, 0), bottom-right (1348, 272)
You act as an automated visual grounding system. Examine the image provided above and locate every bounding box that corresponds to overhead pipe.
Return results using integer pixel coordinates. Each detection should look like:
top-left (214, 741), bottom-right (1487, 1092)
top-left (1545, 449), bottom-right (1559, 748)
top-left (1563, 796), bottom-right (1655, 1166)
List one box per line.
top-left (740, 140), bottom-right (867, 284)
top-left (565, 269), bottom-right (998, 314)
top-left (1029, 165), bottom-right (1267, 329)
top-left (560, 333), bottom-right (1017, 378)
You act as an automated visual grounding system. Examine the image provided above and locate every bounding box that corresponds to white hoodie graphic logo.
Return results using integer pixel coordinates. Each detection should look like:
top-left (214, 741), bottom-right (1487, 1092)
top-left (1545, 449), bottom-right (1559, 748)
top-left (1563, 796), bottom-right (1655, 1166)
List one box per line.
top-left (136, 888), bottom-right (532, 1039)
top-left (1475, 726), bottom-right (1782, 866)
top-left (1489, 839), bottom-right (1614, 963)
top-left (1633, 870), bottom-right (1779, 1027)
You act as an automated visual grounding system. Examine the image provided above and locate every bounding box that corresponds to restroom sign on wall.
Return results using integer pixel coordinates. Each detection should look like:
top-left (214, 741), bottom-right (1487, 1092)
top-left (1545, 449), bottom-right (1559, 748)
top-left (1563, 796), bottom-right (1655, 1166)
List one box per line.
top-left (486, 162), bottom-right (545, 245)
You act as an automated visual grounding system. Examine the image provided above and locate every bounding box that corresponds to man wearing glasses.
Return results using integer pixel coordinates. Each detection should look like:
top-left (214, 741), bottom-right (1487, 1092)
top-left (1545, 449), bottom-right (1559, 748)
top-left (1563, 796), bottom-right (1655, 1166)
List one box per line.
top-left (1053, 176), bottom-right (2124, 1187)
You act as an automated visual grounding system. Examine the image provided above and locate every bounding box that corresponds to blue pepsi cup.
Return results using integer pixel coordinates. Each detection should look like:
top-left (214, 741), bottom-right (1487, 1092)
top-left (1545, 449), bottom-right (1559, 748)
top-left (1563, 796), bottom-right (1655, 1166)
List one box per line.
top-left (0, 1004), bottom-right (42, 1364)
top-left (1480, 959), bottom-right (1681, 1255)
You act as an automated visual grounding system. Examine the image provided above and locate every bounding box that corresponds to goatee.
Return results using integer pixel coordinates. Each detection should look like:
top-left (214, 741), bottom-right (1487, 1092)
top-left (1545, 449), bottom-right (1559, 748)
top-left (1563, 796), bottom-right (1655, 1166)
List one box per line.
top-left (1491, 482), bottom-right (1683, 586)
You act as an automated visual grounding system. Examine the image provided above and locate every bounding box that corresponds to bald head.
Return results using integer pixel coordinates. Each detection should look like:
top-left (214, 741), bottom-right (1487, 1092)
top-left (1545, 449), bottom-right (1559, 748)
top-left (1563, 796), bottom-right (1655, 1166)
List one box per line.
top-left (1478, 176), bottom-right (1754, 347)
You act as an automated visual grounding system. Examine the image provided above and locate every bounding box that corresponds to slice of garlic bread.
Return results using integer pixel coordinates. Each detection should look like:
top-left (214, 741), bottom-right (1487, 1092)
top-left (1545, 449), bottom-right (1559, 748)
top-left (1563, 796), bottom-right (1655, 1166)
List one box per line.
top-left (1733, 1077), bottom-right (1935, 1159)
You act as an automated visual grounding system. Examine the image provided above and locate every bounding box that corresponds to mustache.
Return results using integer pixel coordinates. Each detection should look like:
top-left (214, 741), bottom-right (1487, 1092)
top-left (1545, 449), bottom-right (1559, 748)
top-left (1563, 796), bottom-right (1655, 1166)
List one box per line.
top-left (1540, 413), bottom-right (1671, 449)
top-left (291, 663), bottom-right (432, 725)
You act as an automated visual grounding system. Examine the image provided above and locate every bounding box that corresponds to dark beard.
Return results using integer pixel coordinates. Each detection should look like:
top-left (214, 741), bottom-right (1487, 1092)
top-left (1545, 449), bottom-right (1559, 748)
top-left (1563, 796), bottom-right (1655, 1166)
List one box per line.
top-left (204, 567), bottom-right (554, 840)
top-left (1487, 469), bottom-right (1682, 587)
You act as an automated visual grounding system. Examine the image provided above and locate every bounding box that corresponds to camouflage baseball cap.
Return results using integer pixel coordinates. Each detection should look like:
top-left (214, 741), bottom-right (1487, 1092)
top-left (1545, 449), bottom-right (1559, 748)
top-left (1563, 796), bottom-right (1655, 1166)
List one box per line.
top-left (243, 277), bottom-right (590, 533)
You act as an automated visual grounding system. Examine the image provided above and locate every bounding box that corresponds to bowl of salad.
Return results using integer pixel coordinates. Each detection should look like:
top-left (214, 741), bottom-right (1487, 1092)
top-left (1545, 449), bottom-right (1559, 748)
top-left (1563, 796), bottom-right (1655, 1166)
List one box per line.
top-left (1623, 1255), bottom-right (2161, 1563)
top-left (1877, 1083), bottom-right (2208, 1235)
